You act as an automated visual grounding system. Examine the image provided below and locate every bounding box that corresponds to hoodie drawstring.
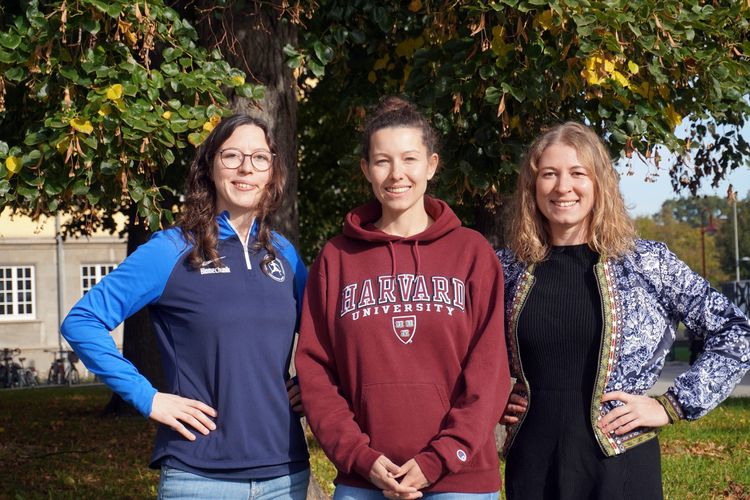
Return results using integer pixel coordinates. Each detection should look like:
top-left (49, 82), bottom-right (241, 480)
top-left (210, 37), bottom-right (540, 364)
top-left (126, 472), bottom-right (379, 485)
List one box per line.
top-left (412, 240), bottom-right (422, 277)
top-left (386, 240), bottom-right (423, 277)
top-left (387, 241), bottom-right (397, 277)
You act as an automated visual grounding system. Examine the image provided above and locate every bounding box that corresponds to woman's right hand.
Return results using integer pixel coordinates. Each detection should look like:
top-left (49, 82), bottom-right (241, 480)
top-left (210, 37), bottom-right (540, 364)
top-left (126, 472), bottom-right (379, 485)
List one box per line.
top-left (149, 392), bottom-right (217, 441)
top-left (500, 382), bottom-right (528, 425)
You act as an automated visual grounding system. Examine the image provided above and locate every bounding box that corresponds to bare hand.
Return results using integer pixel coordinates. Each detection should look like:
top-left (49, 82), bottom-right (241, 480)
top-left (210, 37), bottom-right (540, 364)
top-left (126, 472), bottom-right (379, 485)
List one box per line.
top-left (369, 455), bottom-right (420, 498)
top-left (598, 391), bottom-right (669, 435)
top-left (149, 392), bottom-right (217, 441)
top-left (384, 459), bottom-right (430, 499)
top-left (286, 379), bottom-right (303, 414)
top-left (500, 382), bottom-right (528, 425)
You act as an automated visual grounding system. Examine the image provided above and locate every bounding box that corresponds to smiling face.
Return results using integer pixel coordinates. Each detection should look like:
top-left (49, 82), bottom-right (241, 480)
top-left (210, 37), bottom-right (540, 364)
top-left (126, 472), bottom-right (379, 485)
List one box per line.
top-left (212, 124), bottom-right (271, 221)
top-left (535, 143), bottom-right (595, 245)
top-left (361, 126), bottom-right (438, 226)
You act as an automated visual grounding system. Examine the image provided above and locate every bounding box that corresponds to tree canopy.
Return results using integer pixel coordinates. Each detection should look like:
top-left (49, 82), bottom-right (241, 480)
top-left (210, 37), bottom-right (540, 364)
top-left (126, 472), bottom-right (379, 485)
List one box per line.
top-left (635, 192), bottom-right (750, 286)
top-left (0, 0), bottom-right (261, 234)
top-left (1, 0), bottom-right (749, 260)
top-left (293, 0), bottom-right (750, 258)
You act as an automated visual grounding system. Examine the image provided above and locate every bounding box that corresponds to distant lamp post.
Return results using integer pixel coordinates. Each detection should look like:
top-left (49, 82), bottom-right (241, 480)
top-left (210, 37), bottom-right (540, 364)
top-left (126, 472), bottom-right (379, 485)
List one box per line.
top-left (701, 212), bottom-right (718, 278)
top-left (729, 188), bottom-right (743, 283)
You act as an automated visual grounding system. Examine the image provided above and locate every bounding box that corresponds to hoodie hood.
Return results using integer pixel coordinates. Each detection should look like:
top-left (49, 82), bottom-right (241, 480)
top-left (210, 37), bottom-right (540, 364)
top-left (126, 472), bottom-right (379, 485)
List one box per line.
top-left (343, 196), bottom-right (462, 277)
top-left (343, 196), bottom-right (461, 243)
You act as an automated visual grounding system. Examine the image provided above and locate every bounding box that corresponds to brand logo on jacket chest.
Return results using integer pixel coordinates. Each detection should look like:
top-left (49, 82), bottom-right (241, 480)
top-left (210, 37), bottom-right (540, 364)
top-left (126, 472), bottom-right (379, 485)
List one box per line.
top-left (340, 273), bottom-right (465, 321)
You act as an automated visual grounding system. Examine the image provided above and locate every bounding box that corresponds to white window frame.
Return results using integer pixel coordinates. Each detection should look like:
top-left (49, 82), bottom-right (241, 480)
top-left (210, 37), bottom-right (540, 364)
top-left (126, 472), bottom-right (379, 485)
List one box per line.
top-left (80, 263), bottom-right (117, 296)
top-left (0, 265), bottom-right (36, 321)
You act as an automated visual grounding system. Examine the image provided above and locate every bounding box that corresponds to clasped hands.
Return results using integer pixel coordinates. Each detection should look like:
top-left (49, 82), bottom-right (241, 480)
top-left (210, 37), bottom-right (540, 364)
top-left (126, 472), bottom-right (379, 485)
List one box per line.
top-left (369, 455), bottom-right (431, 499)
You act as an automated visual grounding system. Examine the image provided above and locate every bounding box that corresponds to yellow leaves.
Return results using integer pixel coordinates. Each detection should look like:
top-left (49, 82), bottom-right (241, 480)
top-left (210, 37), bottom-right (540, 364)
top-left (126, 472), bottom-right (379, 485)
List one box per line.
top-left (534, 10), bottom-right (554, 32)
top-left (202, 115), bottom-right (221, 133)
top-left (162, 111), bottom-right (172, 120)
top-left (373, 54), bottom-right (390, 70)
top-left (491, 26), bottom-right (513, 59)
top-left (5, 155), bottom-right (21, 176)
top-left (395, 37), bottom-right (424, 58)
top-left (106, 84), bottom-right (123, 101)
top-left (408, 0), bottom-right (421, 12)
top-left (368, 71), bottom-right (377, 83)
top-left (103, 84), bottom-right (125, 111)
top-left (230, 75), bottom-right (245, 86)
top-left (581, 54), bottom-right (640, 90)
top-left (70, 117), bottom-right (93, 135)
top-left (118, 19), bottom-right (138, 47)
top-left (664, 104), bottom-right (682, 131)
top-left (56, 137), bottom-right (70, 155)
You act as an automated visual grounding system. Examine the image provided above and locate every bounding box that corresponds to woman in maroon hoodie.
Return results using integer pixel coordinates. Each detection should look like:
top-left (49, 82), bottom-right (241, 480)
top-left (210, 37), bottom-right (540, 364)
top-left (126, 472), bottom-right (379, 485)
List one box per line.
top-left (296, 97), bottom-right (511, 499)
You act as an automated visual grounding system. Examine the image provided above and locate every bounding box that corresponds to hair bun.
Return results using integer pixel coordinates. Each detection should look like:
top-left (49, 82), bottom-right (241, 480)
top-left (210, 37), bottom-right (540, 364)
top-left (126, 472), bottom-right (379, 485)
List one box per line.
top-left (374, 96), bottom-right (415, 116)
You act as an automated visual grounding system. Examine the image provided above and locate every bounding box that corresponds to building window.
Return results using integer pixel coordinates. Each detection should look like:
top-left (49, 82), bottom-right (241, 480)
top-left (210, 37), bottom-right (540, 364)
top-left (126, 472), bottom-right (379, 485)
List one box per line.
top-left (0, 266), bottom-right (35, 320)
top-left (81, 264), bottom-right (117, 295)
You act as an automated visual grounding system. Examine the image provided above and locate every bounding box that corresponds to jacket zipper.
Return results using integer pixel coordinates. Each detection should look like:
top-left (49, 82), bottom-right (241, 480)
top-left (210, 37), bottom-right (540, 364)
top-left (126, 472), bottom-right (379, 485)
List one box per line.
top-left (224, 218), bottom-right (254, 270)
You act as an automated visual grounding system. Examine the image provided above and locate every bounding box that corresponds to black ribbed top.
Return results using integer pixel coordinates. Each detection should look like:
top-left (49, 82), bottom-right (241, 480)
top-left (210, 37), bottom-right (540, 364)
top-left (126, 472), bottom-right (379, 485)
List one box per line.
top-left (517, 244), bottom-right (601, 399)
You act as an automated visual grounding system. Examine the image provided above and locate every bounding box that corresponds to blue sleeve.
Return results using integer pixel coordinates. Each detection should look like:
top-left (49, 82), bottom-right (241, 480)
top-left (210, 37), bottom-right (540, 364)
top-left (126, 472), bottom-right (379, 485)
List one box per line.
top-left (61, 229), bottom-right (190, 417)
top-left (272, 233), bottom-right (308, 325)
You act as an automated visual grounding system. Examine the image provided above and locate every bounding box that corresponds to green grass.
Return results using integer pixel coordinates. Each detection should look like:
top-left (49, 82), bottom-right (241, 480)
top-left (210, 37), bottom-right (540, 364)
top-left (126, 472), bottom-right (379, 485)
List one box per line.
top-left (1, 386), bottom-right (748, 499)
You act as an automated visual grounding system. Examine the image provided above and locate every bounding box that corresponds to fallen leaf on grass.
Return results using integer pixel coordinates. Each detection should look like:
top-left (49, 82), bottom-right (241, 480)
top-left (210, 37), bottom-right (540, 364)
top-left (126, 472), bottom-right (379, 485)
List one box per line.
top-left (721, 480), bottom-right (749, 499)
top-left (686, 441), bottom-right (727, 458)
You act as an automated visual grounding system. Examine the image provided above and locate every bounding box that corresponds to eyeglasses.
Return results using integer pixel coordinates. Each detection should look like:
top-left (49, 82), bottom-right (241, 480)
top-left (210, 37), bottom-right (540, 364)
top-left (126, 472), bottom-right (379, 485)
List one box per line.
top-left (218, 148), bottom-right (275, 171)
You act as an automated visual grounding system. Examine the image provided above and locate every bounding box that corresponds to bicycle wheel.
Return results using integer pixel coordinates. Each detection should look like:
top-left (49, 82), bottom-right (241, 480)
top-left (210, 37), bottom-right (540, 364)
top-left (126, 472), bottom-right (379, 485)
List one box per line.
top-left (67, 368), bottom-right (80, 385)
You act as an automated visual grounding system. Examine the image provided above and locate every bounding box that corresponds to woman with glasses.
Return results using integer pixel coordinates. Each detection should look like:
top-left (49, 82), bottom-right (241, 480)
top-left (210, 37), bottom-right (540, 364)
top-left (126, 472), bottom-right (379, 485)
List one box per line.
top-left (62, 115), bottom-right (310, 498)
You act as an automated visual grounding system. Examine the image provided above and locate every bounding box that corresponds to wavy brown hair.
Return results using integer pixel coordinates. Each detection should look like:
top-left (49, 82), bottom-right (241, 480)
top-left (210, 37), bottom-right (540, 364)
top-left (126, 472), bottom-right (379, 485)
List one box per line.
top-left (508, 122), bottom-right (635, 263)
top-left (178, 114), bottom-right (287, 273)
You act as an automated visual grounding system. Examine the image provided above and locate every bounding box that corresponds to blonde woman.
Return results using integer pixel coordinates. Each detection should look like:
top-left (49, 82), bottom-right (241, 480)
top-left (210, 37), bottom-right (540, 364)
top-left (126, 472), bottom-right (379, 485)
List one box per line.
top-left (498, 122), bottom-right (750, 499)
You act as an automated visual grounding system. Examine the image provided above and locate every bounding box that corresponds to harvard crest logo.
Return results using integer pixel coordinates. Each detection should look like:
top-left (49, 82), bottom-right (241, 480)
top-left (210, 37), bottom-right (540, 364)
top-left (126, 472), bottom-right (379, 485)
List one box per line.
top-left (392, 315), bottom-right (417, 344)
top-left (266, 259), bottom-right (286, 282)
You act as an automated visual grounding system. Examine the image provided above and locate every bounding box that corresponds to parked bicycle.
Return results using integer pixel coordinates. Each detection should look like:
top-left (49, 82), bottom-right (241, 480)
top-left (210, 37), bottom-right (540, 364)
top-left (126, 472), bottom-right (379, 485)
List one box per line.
top-left (1, 348), bottom-right (39, 388)
top-left (46, 350), bottom-right (80, 386)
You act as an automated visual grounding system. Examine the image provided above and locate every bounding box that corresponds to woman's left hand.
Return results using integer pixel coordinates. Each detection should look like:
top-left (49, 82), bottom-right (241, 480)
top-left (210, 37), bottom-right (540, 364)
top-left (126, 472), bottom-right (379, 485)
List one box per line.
top-left (286, 379), bottom-right (304, 414)
top-left (383, 459), bottom-right (430, 499)
top-left (598, 391), bottom-right (670, 435)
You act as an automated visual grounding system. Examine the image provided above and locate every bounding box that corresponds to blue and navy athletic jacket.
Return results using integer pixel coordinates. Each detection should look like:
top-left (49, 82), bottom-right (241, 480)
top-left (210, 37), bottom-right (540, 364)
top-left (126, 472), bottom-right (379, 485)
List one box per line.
top-left (61, 212), bottom-right (309, 476)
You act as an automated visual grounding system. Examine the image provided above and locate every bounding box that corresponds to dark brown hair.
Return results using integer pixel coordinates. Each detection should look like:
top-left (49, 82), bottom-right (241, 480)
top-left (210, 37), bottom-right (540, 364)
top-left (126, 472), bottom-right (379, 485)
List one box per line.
top-left (178, 114), bottom-right (287, 273)
top-left (360, 96), bottom-right (439, 161)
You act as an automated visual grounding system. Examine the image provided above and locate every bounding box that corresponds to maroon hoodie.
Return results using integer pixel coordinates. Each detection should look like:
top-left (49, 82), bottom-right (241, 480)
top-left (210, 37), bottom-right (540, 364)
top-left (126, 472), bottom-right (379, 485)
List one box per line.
top-left (296, 197), bottom-right (511, 493)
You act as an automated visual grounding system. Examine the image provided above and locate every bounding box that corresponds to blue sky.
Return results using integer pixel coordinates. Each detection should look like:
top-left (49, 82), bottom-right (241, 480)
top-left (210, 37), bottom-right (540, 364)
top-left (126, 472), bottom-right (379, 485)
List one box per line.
top-left (618, 160), bottom-right (750, 217)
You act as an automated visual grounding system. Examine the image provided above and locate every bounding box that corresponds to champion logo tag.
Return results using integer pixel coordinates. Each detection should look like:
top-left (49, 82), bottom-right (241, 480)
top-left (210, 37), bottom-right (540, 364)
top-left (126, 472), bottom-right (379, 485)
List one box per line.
top-left (456, 449), bottom-right (467, 462)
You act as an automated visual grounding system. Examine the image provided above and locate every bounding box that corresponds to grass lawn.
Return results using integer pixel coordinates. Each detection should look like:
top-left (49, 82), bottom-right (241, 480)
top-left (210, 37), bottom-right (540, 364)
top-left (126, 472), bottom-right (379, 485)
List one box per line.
top-left (1, 385), bottom-right (748, 499)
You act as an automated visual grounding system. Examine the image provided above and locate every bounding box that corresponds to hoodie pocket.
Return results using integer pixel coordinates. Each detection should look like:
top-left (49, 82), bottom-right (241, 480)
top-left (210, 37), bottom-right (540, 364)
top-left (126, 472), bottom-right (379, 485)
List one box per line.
top-left (358, 382), bottom-right (450, 464)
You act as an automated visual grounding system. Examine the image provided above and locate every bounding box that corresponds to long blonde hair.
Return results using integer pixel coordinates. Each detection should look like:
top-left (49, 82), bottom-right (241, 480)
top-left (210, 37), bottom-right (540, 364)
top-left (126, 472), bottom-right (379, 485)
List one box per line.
top-left (508, 122), bottom-right (635, 263)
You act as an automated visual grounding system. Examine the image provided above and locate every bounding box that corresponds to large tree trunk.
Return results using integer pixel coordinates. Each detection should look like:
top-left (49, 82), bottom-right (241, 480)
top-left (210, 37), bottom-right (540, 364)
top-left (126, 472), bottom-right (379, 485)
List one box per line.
top-left (197, 1), bottom-right (300, 246)
top-left (473, 193), bottom-right (508, 250)
top-left (102, 206), bottom-right (164, 416)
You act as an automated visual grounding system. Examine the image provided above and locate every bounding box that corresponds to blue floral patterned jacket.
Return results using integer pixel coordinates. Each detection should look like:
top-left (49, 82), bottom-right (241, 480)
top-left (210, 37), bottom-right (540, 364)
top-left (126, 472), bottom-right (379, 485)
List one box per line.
top-left (497, 239), bottom-right (750, 457)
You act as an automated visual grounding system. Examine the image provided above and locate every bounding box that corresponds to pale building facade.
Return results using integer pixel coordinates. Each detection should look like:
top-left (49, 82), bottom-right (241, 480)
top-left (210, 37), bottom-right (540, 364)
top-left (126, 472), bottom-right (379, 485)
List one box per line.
top-left (0, 210), bottom-right (127, 380)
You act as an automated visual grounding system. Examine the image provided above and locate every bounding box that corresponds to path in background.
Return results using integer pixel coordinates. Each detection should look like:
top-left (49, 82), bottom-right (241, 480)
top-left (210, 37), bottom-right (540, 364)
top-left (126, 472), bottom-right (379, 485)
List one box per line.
top-left (649, 361), bottom-right (750, 397)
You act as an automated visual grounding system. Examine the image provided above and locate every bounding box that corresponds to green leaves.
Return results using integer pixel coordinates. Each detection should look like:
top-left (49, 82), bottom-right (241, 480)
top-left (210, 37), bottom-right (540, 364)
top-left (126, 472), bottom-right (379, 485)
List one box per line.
top-left (0, 0), bottom-right (258, 234)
